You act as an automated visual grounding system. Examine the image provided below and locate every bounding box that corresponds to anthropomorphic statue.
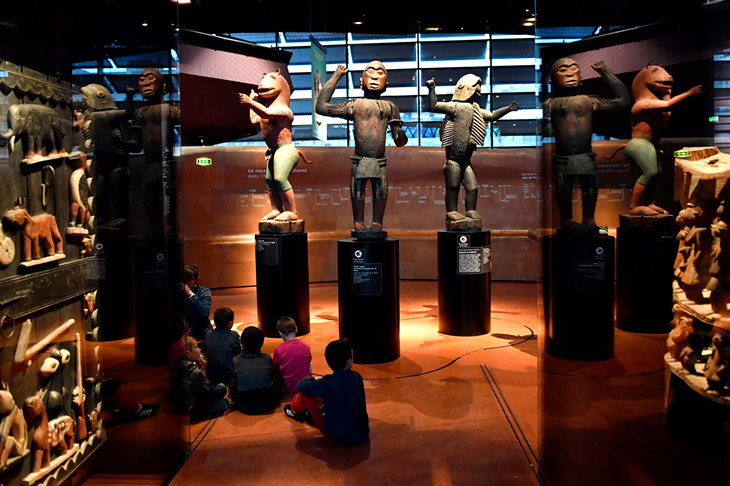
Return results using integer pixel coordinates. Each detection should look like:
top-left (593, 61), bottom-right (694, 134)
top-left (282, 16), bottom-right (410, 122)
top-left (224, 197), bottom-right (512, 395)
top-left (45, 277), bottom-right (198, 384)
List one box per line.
top-left (79, 84), bottom-right (141, 227)
top-left (0, 383), bottom-right (28, 467)
top-left (3, 205), bottom-right (63, 261)
top-left (316, 62), bottom-right (408, 235)
top-left (127, 68), bottom-right (181, 232)
top-left (23, 394), bottom-right (75, 473)
top-left (673, 202), bottom-right (715, 302)
top-left (239, 69), bottom-right (311, 222)
top-left (1, 104), bottom-right (67, 161)
top-left (544, 59), bottom-right (630, 229)
top-left (426, 76), bottom-right (519, 226)
top-left (68, 150), bottom-right (91, 232)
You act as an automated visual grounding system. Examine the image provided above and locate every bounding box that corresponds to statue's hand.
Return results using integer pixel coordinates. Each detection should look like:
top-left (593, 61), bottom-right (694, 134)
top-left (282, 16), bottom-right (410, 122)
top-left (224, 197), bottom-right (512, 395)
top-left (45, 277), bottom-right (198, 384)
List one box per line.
top-left (125, 86), bottom-right (136, 95)
top-left (239, 93), bottom-right (251, 106)
top-left (426, 78), bottom-right (436, 89)
top-left (509, 101), bottom-right (520, 111)
top-left (590, 60), bottom-right (607, 72)
top-left (249, 89), bottom-right (259, 102)
top-left (689, 85), bottom-right (703, 96)
top-left (335, 65), bottom-right (349, 77)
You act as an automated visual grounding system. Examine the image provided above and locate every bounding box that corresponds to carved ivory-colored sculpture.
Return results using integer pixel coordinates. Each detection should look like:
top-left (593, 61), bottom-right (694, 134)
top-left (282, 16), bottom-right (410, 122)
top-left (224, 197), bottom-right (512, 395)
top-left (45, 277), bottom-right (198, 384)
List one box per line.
top-left (426, 75), bottom-right (518, 230)
top-left (0, 383), bottom-right (28, 468)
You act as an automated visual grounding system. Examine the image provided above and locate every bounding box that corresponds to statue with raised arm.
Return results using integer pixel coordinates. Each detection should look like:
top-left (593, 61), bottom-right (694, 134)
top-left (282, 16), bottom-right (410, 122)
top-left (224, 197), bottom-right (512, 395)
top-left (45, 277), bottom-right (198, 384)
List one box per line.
top-left (315, 62), bottom-right (407, 237)
top-left (240, 69), bottom-right (311, 230)
top-left (426, 75), bottom-right (519, 229)
top-left (545, 59), bottom-right (631, 230)
top-left (609, 63), bottom-right (702, 215)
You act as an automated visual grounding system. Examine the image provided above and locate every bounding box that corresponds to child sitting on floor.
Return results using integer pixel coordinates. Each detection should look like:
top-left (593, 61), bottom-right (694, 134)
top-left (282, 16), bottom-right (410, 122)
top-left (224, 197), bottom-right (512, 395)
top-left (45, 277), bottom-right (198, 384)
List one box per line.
top-left (201, 307), bottom-right (242, 386)
top-left (285, 338), bottom-right (369, 444)
top-left (230, 326), bottom-right (284, 414)
top-left (273, 316), bottom-right (312, 394)
top-left (172, 336), bottom-right (228, 419)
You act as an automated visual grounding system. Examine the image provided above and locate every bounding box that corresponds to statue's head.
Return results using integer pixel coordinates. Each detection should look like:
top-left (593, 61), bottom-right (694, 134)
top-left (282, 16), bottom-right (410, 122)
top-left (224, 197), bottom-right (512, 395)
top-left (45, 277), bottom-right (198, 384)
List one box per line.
top-left (452, 74), bottom-right (482, 102)
top-left (632, 62), bottom-right (673, 98)
top-left (81, 84), bottom-right (117, 111)
top-left (551, 58), bottom-right (581, 90)
top-left (139, 68), bottom-right (166, 99)
top-left (257, 69), bottom-right (291, 103)
top-left (360, 61), bottom-right (388, 94)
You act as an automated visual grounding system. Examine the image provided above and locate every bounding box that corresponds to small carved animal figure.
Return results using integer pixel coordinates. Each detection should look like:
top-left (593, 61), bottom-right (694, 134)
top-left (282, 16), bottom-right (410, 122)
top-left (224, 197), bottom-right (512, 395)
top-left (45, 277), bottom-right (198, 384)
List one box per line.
top-left (704, 333), bottom-right (730, 393)
top-left (23, 395), bottom-right (75, 473)
top-left (2, 207), bottom-right (63, 261)
top-left (667, 312), bottom-right (694, 359)
top-left (0, 383), bottom-right (28, 467)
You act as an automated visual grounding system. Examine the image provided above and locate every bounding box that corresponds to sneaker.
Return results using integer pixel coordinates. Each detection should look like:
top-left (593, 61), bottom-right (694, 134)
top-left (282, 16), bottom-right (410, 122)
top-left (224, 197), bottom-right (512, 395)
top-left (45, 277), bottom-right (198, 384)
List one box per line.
top-left (284, 404), bottom-right (309, 424)
top-left (112, 403), bottom-right (159, 424)
top-left (301, 410), bottom-right (316, 427)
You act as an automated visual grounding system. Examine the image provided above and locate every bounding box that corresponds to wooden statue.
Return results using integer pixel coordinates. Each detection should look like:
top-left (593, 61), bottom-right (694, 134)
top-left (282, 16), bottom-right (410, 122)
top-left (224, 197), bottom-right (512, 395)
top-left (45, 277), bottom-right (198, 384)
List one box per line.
top-left (0, 104), bottom-right (67, 163)
top-left (0, 383), bottom-right (28, 468)
top-left (23, 394), bottom-right (75, 473)
top-left (240, 69), bottom-right (311, 231)
top-left (426, 75), bottom-right (518, 229)
top-left (2, 204), bottom-right (64, 264)
top-left (544, 59), bottom-right (630, 229)
top-left (316, 62), bottom-right (407, 237)
top-left (67, 150), bottom-right (91, 235)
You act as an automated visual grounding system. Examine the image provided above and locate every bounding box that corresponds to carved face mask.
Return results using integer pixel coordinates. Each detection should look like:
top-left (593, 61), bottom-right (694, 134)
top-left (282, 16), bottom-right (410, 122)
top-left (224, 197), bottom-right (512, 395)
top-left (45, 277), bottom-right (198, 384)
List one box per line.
top-left (551, 58), bottom-right (581, 89)
top-left (452, 74), bottom-right (482, 102)
top-left (360, 61), bottom-right (388, 93)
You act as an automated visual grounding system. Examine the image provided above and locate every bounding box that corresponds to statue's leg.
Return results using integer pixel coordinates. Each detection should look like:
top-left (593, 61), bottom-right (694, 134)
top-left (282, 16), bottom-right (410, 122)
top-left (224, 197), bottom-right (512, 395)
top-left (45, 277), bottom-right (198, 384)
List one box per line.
top-left (553, 163), bottom-right (577, 227)
top-left (578, 174), bottom-right (598, 228)
top-left (351, 171), bottom-right (366, 231)
top-left (463, 163), bottom-right (480, 220)
top-left (272, 145), bottom-right (300, 221)
top-left (261, 152), bottom-right (282, 220)
top-left (443, 160), bottom-right (464, 221)
top-left (109, 167), bottom-right (131, 220)
top-left (95, 171), bottom-right (109, 226)
top-left (372, 170), bottom-right (388, 231)
top-left (626, 138), bottom-right (663, 214)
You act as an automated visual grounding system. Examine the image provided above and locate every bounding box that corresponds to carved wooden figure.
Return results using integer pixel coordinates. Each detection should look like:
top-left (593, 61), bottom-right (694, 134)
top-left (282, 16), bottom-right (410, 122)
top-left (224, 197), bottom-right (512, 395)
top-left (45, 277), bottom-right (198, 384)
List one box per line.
top-left (240, 69), bottom-right (311, 225)
top-left (23, 394), bottom-right (75, 473)
top-left (0, 383), bottom-right (28, 467)
top-left (315, 62), bottom-right (407, 235)
top-left (2, 206), bottom-right (63, 262)
top-left (67, 150), bottom-right (91, 234)
top-left (426, 76), bottom-right (518, 229)
top-left (704, 333), bottom-right (730, 393)
top-left (1, 104), bottom-right (67, 162)
top-left (544, 59), bottom-right (630, 229)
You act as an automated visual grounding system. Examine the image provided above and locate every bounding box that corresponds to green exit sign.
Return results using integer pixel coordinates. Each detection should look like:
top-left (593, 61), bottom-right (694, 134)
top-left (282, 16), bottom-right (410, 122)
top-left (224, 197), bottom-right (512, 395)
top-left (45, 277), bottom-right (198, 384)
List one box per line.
top-left (196, 157), bottom-right (212, 166)
top-left (674, 150), bottom-right (692, 158)
top-left (710, 116), bottom-right (719, 123)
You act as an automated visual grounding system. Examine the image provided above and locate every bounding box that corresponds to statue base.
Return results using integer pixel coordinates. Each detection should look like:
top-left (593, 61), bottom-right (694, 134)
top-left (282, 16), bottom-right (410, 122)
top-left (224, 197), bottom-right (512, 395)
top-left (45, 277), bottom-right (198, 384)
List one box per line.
top-left (438, 230), bottom-right (491, 335)
top-left (351, 229), bottom-right (388, 239)
top-left (19, 253), bottom-right (65, 268)
top-left (255, 232), bottom-right (310, 338)
top-left (445, 218), bottom-right (482, 231)
top-left (65, 226), bottom-right (89, 236)
top-left (259, 219), bottom-right (305, 234)
top-left (616, 217), bottom-right (678, 333)
top-left (618, 213), bottom-right (675, 229)
top-left (20, 153), bottom-right (68, 167)
top-left (544, 232), bottom-right (615, 361)
top-left (556, 226), bottom-right (599, 236)
top-left (338, 238), bottom-right (400, 364)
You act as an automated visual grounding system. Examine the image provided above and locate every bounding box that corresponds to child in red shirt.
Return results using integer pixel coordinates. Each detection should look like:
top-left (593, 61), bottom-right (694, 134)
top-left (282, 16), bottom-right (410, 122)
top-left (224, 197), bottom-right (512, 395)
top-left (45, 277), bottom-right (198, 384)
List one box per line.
top-left (272, 317), bottom-right (312, 394)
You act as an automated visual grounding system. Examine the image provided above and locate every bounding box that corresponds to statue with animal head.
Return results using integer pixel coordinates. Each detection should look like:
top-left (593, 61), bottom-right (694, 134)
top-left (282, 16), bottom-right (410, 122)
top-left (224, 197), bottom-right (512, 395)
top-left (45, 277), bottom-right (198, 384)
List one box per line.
top-left (239, 69), bottom-right (311, 226)
top-left (624, 63), bottom-right (702, 215)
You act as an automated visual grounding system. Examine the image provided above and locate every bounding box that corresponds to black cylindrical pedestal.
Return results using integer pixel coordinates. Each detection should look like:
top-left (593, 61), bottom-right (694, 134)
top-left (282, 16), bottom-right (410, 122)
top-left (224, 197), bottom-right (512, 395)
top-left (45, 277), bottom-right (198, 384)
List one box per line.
top-left (437, 230), bottom-right (491, 336)
top-left (96, 236), bottom-right (135, 342)
top-left (134, 233), bottom-right (180, 366)
top-left (616, 227), bottom-right (678, 333)
top-left (544, 232), bottom-right (614, 361)
top-left (255, 232), bottom-right (310, 338)
top-left (337, 238), bottom-right (399, 364)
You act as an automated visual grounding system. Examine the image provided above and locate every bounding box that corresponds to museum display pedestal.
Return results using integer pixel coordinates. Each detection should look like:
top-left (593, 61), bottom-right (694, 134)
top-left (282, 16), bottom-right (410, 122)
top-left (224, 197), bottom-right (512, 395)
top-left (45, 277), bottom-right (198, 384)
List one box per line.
top-left (255, 232), bottom-right (310, 338)
top-left (96, 235), bottom-right (135, 342)
top-left (134, 233), bottom-right (180, 365)
top-left (544, 230), bottom-right (614, 361)
top-left (337, 238), bottom-right (400, 364)
top-left (616, 215), bottom-right (678, 333)
top-left (437, 230), bottom-right (491, 336)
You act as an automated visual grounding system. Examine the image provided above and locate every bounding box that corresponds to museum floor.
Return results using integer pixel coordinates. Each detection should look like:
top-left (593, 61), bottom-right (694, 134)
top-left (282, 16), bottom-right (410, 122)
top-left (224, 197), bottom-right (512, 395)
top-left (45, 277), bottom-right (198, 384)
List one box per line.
top-left (77, 280), bottom-right (730, 486)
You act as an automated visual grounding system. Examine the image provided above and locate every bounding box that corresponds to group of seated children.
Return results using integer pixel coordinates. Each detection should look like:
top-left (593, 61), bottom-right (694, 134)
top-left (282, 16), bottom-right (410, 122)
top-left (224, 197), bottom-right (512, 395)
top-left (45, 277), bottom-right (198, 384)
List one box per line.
top-left (170, 309), bottom-right (369, 444)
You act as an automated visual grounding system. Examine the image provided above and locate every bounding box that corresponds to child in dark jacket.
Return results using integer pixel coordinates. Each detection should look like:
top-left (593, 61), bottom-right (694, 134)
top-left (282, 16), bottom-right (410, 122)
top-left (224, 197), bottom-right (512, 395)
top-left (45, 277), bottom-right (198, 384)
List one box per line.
top-left (201, 307), bottom-right (242, 385)
top-left (230, 326), bottom-right (284, 414)
top-left (285, 339), bottom-right (369, 444)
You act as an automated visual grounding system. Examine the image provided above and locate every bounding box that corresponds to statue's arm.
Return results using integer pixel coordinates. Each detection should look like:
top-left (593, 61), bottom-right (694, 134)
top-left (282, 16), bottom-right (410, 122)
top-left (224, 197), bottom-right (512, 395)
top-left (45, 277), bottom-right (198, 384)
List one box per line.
top-left (388, 102), bottom-right (408, 147)
top-left (481, 101), bottom-right (519, 122)
top-left (591, 60), bottom-right (631, 111)
top-left (632, 85), bottom-right (703, 113)
top-left (425, 78), bottom-right (455, 115)
top-left (539, 99), bottom-right (553, 137)
top-left (315, 65), bottom-right (352, 119)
